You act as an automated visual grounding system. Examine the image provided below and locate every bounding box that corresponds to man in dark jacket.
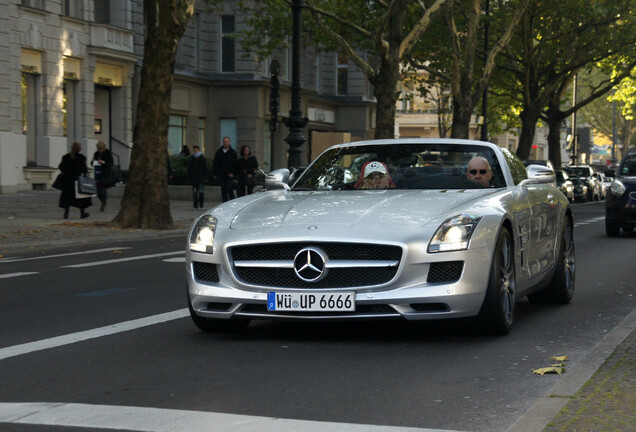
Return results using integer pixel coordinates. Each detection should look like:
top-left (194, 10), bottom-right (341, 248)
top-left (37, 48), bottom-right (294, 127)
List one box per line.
top-left (212, 136), bottom-right (238, 202)
top-left (187, 145), bottom-right (209, 209)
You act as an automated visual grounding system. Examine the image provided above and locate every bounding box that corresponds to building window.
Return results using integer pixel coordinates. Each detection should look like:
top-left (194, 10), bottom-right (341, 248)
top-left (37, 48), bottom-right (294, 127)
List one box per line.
top-left (94, 0), bottom-right (110, 24)
top-left (337, 53), bottom-right (348, 96)
top-left (22, 0), bottom-right (44, 9)
top-left (168, 115), bottom-right (186, 155)
top-left (221, 15), bottom-right (235, 73)
top-left (64, 0), bottom-right (82, 19)
top-left (198, 118), bottom-right (206, 153)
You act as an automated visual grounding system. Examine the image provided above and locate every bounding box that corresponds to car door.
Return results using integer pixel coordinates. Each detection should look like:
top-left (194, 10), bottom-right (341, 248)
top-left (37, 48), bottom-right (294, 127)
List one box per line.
top-left (523, 182), bottom-right (559, 278)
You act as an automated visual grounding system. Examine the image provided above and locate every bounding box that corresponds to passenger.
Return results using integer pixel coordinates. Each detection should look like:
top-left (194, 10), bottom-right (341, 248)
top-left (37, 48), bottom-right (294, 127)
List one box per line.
top-left (354, 161), bottom-right (396, 189)
top-left (466, 156), bottom-right (493, 187)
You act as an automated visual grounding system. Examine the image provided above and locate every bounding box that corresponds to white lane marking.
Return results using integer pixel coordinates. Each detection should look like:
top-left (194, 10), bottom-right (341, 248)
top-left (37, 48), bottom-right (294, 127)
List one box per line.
top-left (574, 216), bottom-right (605, 227)
top-left (0, 309), bottom-right (188, 361)
top-left (163, 257), bottom-right (186, 263)
top-left (0, 247), bottom-right (132, 263)
top-left (0, 272), bottom-right (39, 279)
top-left (0, 402), bottom-right (458, 432)
top-left (61, 251), bottom-right (184, 268)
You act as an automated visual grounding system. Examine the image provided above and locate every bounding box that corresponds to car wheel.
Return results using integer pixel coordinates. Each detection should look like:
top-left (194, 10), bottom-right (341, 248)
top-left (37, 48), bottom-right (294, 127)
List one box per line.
top-left (606, 220), bottom-right (620, 237)
top-left (528, 217), bottom-right (575, 304)
top-left (187, 293), bottom-right (250, 333)
top-left (476, 227), bottom-right (515, 335)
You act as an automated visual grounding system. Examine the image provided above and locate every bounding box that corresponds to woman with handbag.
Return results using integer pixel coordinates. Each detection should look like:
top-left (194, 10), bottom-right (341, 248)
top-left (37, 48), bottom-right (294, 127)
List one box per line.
top-left (58, 141), bottom-right (91, 219)
top-left (90, 141), bottom-right (114, 212)
top-left (237, 145), bottom-right (259, 197)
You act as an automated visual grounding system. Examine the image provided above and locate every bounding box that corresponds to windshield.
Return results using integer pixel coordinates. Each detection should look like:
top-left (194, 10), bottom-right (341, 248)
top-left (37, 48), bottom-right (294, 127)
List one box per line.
top-left (566, 167), bottom-right (591, 178)
top-left (620, 155), bottom-right (636, 176)
top-left (293, 143), bottom-right (505, 191)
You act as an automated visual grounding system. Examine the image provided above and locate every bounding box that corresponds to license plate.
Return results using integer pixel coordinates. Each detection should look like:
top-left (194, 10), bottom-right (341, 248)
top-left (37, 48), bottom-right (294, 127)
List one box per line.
top-left (267, 292), bottom-right (355, 312)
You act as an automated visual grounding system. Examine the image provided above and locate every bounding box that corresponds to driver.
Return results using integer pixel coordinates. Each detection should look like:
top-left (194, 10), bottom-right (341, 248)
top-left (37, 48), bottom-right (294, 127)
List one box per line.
top-left (355, 161), bottom-right (396, 189)
top-left (466, 156), bottom-right (493, 187)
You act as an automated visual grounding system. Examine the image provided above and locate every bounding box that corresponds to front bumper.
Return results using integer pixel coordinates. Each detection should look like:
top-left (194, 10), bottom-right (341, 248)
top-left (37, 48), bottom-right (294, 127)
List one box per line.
top-left (187, 245), bottom-right (493, 322)
top-left (606, 190), bottom-right (636, 227)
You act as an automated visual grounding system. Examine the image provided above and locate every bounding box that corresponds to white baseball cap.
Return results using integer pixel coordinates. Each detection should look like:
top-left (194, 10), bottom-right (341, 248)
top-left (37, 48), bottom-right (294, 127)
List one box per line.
top-left (363, 161), bottom-right (388, 177)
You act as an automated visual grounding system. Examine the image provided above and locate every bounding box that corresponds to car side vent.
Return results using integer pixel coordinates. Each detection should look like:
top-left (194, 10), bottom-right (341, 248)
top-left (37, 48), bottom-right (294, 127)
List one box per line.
top-left (427, 261), bottom-right (464, 283)
top-left (193, 262), bottom-right (219, 282)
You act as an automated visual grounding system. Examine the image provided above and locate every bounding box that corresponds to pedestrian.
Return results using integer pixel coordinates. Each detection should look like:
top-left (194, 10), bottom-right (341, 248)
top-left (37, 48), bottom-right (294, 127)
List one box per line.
top-left (58, 141), bottom-right (91, 219)
top-left (212, 136), bottom-right (238, 202)
top-left (90, 141), bottom-right (113, 212)
top-left (179, 145), bottom-right (190, 157)
top-left (187, 145), bottom-right (208, 209)
top-left (237, 145), bottom-right (259, 197)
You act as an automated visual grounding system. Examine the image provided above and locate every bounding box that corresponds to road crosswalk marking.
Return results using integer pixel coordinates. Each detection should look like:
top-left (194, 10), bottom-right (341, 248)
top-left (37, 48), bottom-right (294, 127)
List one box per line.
top-left (0, 272), bottom-right (39, 279)
top-left (60, 250), bottom-right (184, 268)
top-left (0, 402), bottom-right (460, 432)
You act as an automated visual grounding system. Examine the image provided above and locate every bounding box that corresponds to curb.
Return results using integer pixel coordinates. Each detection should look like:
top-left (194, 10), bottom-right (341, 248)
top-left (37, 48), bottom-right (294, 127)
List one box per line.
top-left (506, 306), bottom-right (636, 432)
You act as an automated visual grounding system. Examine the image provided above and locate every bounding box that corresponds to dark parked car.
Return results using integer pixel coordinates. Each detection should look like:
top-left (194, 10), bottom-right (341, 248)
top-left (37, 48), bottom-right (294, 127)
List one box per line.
top-left (565, 165), bottom-right (602, 201)
top-left (555, 170), bottom-right (575, 202)
top-left (605, 153), bottom-right (636, 236)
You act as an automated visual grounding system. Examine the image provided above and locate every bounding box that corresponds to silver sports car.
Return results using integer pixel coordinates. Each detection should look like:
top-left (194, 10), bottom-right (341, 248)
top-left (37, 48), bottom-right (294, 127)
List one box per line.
top-left (187, 139), bottom-right (575, 335)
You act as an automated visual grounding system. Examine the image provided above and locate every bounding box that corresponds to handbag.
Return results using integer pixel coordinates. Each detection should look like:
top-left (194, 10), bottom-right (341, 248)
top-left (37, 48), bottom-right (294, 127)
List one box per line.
top-left (52, 174), bottom-right (64, 190)
top-left (100, 166), bottom-right (121, 188)
top-left (77, 175), bottom-right (97, 196)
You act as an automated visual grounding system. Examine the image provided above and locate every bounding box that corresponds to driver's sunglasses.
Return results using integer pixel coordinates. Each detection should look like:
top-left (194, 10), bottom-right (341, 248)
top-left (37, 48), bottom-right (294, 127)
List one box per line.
top-left (469, 169), bottom-right (489, 175)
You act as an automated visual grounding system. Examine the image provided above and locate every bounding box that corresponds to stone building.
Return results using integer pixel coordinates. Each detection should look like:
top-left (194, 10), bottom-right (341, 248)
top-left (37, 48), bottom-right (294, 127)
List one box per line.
top-left (0, 0), bottom-right (376, 193)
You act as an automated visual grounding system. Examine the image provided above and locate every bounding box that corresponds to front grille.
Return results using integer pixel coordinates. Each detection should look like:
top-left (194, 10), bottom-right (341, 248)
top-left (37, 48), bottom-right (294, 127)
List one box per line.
top-left (231, 243), bottom-right (402, 261)
top-left (427, 261), bottom-right (463, 283)
top-left (193, 262), bottom-right (219, 282)
top-left (230, 242), bottom-right (402, 289)
top-left (236, 267), bottom-right (398, 288)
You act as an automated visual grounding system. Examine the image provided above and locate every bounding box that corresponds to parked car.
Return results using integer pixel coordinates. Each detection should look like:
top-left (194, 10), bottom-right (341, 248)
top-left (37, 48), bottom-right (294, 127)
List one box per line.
top-left (569, 175), bottom-right (589, 202)
top-left (565, 165), bottom-right (602, 201)
top-left (601, 173), bottom-right (614, 195)
top-left (187, 139), bottom-right (575, 336)
top-left (522, 159), bottom-right (555, 170)
top-left (591, 172), bottom-right (606, 200)
top-left (555, 170), bottom-right (575, 202)
top-left (605, 152), bottom-right (636, 236)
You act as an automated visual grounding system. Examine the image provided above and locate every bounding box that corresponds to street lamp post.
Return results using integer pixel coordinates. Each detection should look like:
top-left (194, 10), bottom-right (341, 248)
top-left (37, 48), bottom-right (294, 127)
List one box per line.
top-left (480, 0), bottom-right (489, 142)
top-left (611, 98), bottom-right (617, 168)
top-left (283, 0), bottom-right (308, 169)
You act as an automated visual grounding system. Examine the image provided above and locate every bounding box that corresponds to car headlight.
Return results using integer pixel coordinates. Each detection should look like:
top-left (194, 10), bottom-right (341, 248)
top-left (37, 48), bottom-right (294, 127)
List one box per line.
top-left (190, 215), bottom-right (218, 254)
top-left (610, 180), bottom-right (625, 197)
top-left (428, 214), bottom-right (482, 253)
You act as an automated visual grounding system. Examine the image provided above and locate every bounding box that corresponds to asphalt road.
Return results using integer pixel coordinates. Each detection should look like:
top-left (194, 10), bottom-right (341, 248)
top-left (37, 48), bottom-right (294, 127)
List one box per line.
top-left (0, 201), bottom-right (634, 432)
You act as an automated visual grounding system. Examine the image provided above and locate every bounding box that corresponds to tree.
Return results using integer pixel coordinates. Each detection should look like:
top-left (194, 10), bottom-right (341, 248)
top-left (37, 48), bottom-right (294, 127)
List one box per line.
top-left (495, 0), bottom-right (636, 165)
top-left (113, 0), bottom-right (194, 229)
top-left (409, 0), bottom-right (531, 138)
top-left (241, 0), bottom-right (449, 139)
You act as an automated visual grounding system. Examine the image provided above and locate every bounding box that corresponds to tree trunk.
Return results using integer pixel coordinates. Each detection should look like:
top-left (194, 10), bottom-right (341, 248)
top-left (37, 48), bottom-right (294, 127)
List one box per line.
top-left (546, 95), bottom-right (567, 168)
top-left (112, 0), bottom-right (193, 229)
top-left (450, 88), bottom-right (472, 138)
top-left (516, 105), bottom-right (541, 160)
top-left (373, 62), bottom-right (400, 139)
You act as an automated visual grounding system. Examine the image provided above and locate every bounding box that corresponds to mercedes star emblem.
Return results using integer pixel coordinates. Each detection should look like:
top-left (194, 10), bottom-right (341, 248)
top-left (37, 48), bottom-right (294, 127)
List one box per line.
top-left (293, 247), bottom-right (328, 282)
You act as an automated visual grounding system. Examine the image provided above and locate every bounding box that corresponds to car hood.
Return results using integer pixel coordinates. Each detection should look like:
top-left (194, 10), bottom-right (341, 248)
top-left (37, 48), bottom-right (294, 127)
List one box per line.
top-left (228, 189), bottom-right (497, 229)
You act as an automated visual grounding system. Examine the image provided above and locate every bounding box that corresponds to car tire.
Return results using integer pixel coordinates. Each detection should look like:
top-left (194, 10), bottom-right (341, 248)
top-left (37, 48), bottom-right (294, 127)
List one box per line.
top-left (528, 217), bottom-right (575, 304)
top-left (606, 220), bottom-right (620, 237)
top-left (187, 293), bottom-right (250, 333)
top-left (476, 226), bottom-right (515, 335)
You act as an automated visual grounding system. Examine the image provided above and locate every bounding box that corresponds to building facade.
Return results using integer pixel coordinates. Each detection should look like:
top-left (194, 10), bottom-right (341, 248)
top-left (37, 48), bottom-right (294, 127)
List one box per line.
top-left (0, 0), bottom-right (376, 193)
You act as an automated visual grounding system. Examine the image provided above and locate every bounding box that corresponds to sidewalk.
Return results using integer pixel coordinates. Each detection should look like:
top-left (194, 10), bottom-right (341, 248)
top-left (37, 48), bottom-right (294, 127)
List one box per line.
top-left (0, 189), bottom-right (214, 253)
top-left (0, 190), bottom-right (634, 432)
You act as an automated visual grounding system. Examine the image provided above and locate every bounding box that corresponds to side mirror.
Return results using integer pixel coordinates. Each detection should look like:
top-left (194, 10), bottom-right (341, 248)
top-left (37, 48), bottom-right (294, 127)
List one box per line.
top-left (265, 168), bottom-right (291, 190)
top-left (526, 164), bottom-right (556, 186)
top-left (605, 169), bottom-right (615, 178)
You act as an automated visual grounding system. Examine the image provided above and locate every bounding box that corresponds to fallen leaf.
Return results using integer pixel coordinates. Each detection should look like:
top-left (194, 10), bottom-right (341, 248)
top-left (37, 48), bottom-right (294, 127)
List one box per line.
top-left (551, 363), bottom-right (567, 367)
top-left (112, 250), bottom-right (123, 254)
top-left (533, 367), bottom-right (566, 375)
top-left (550, 356), bottom-right (568, 362)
